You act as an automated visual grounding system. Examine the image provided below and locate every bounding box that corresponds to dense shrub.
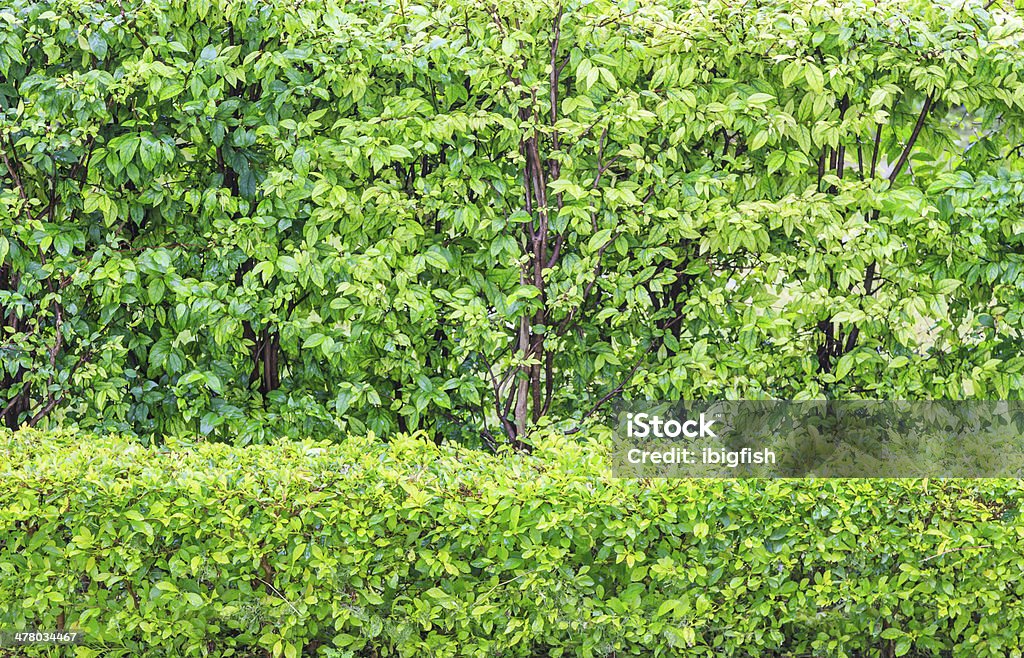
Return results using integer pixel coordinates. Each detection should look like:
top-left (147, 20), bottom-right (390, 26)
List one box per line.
top-left (2, 0), bottom-right (1024, 445)
top-left (1, 428), bottom-right (1022, 657)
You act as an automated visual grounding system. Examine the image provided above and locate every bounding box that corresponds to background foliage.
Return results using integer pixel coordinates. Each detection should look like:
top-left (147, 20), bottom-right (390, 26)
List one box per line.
top-left (2, 428), bottom-right (1023, 658)
top-left (2, 0), bottom-right (1024, 445)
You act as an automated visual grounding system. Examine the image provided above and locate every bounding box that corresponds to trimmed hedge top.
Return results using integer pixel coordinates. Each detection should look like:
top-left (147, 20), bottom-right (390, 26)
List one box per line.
top-left (1, 429), bottom-right (1023, 657)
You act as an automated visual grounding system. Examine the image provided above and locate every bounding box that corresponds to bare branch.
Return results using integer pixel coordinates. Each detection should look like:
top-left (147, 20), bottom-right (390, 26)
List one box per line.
top-left (888, 94), bottom-right (933, 183)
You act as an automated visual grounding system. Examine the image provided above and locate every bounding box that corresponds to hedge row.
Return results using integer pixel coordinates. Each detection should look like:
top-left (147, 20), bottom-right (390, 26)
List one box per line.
top-left (1, 428), bottom-right (1023, 657)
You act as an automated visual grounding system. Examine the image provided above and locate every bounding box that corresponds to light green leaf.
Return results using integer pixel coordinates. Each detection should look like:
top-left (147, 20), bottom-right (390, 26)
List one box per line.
top-left (804, 63), bottom-right (824, 93)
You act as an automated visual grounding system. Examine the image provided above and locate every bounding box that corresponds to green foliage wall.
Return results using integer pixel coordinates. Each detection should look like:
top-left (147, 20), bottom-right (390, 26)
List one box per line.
top-left (2, 428), bottom-right (1023, 657)
top-left (2, 0), bottom-right (1024, 444)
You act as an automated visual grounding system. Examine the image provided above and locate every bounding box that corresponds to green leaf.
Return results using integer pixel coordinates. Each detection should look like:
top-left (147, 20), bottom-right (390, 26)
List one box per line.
top-left (255, 261), bottom-right (275, 283)
top-left (423, 248), bottom-right (449, 270)
top-left (782, 60), bottom-right (803, 87)
top-left (303, 333), bottom-right (326, 349)
top-left (655, 599), bottom-right (677, 619)
top-left (834, 353), bottom-right (855, 380)
top-left (293, 147), bottom-right (311, 175)
top-left (88, 32), bottom-right (108, 59)
top-left (387, 144), bottom-right (413, 160)
top-left (149, 278), bottom-right (166, 304)
top-left (54, 233), bottom-right (73, 257)
top-left (205, 373), bottom-right (223, 394)
top-left (749, 131), bottom-right (769, 151)
top-left (588, 229), bottom-right (613, 252)
top-left (599, 68), bottom-right (618, 90)
top-left (150, 249), bottom-right (171, 272)
top-left (277, 255), bottom-right (299, 273)
top-left (804, 63), bottom-right (824, 93)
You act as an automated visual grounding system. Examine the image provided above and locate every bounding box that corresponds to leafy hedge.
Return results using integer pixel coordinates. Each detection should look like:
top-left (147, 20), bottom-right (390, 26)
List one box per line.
top-left (2, 428), bottom-right (1023, 657)
top-left (4, 0), bottom-right (1024, 445)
